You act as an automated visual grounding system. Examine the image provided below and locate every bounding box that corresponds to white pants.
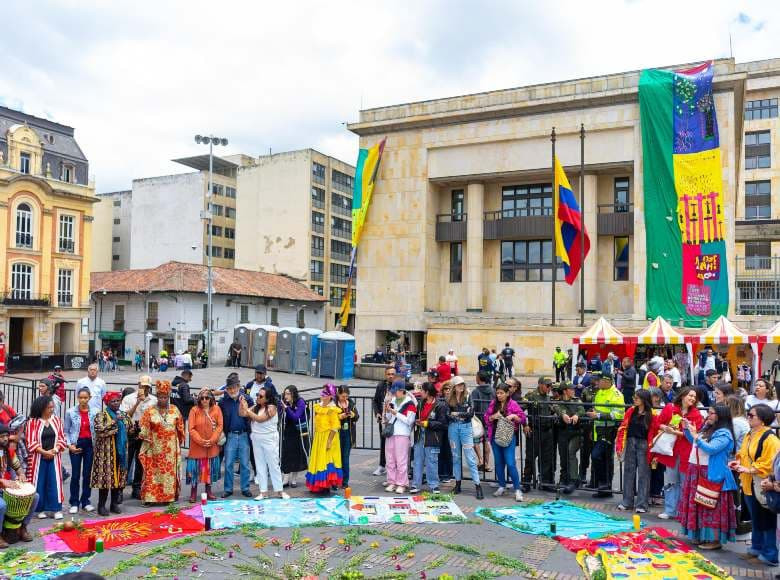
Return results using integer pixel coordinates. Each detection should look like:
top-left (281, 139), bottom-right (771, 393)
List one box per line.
top-left (251, 432), bottom-right (283, 492)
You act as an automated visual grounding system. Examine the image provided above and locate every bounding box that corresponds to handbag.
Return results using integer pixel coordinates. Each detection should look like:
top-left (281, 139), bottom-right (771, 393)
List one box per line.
top-left (382, 421), bottom-right (395, 438)
top-left (493, 415), bottom-right (515, 448)
top-left (764, 485), bottom-right (780, 514)
top-left (650, 431), bottom-right (676, 456)
top-left (471, 416), bottom-right (484, 440)
top-left (693, 447), bottom-right (722, 509)
top-left (749, 430), bottom-right (774, 507)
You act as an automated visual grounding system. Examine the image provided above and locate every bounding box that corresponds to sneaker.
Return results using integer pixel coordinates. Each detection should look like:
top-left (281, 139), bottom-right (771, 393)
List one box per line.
top-left (372, 467), bottom-right (387, 476)
top-left (37, 512), bottom-right (48, 519)
top-left (290, 481), bottom-right (298, 488)
top-left (489, 482), bottom-right (499, 488)
top-left (635, 508), bottom-right (647, 514)
top-left (408, 486), bottom-right (420, 494)
top-left (84, 504), bottom-right (95, 513)
top-left (657, 512), bottom-right (672, 520)
top-left (395, 486), bottom-right (406, 494)
top-left (493, 487), bottom-right (505, 497)
top-left (279, 492), bottom-right (290, 500)
top-left (617, 504), bottom-right (629, 511)
top-left (430, 487), bottom-right (440, 493)
top-left (54, 512), bottom-right (63, 520)
top-left (255, 493), bottom-right (267, 500)
top-left (515, 490), bottom-right (524, 502)
top-left (68, 506), bottom-right (78, 515)
top-left (385, 484), bottom-right (396, 492)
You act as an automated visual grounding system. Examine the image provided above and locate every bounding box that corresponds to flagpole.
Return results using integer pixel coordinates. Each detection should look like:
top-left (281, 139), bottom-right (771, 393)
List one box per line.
top-left (551, 126), bottom-right (556, 327)
top-left (579, 123), bottom-right (585, 327)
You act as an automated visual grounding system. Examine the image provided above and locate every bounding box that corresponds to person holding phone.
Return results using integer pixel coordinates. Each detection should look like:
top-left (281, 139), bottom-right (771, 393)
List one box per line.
top-left (64, 388), bottom-right (97, 515)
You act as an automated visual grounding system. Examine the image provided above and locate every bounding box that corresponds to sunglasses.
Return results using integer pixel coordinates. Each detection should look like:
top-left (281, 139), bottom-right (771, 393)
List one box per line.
top-left (198, 397), bottom-right (210, 401)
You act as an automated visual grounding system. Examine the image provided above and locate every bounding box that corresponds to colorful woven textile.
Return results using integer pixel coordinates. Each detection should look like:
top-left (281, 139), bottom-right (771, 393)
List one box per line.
top-left (348, 495), bottom-right (466, 525)
top-left (558, 527), bottom-right (691, 555)
top-left (476, 501), bottom-right (635, 538)
top-left (577, 548), bottom-right (733, 580)
top-left (201, 497), bottom-right (349, 530)
top-left (47, 510), bottom-right (202, 552)
top-left (0, 551), bottom-right (93, 579)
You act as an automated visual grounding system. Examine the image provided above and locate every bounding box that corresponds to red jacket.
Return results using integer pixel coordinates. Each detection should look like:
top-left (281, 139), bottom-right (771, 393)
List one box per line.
top-left (648, 404), bottom-right (703, 474)
top-left (436, 362), bottom-right (452, 383)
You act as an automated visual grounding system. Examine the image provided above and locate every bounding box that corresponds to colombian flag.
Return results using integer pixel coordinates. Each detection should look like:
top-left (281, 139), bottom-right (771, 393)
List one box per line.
top-left (553, 155), bottom-right (590, 285)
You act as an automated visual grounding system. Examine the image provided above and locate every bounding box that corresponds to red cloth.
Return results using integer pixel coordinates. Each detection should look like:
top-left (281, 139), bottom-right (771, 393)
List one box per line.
top-left (558, 527), bottom-right (691, 554)
top-left (420, 401), bottom-right (434, 422)
top-left (436, 362), bottom-right (452, 383)
top-left (0, 404), bottom-right (15, 425)
top-left (54, 510), bottom-right (203, 551)
top-left (649, 404), bottom-right (703, 474)
top-left (78, 410), bottom-right (91, 439)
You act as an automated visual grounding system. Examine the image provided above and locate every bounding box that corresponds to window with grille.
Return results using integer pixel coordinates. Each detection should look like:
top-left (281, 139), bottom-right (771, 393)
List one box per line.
top-left (311, 211), bottom-right (325, 233)
top-left (58, 214), bottom-right (75, 253)
top-left (240, 304), bottom-right (249, 323)
top-left (16, 203), bottom-right (32, 248)
top-left (270, 307), bottom-right (279, 326)
top-left (332, 169), bottom-right (354, 192)
top-left (312, 162), bottom-right (325, 183)
top-left (312, 187), bottom-right (325, 209)
top-left (450, 242), bottom-right (462, 283)
top-left (114, 304), bottom-right (125, 331)
top-left (745, 98), bottom-right (778, 121)
top-left (745, 131), bottom-right (771, 169)
top-left (310, 260), bottom-right (324, 281)
top-left (330, 239), bottom-right (351, 260)
top-left (500, 240), bottom-right (563, 282)
top-left (501, 184), bottom-right (553, 217)
top-left (331, 192), bottom-right (351, 215)
top-left (57, 269), bottom-right (73, 306)
top-left (311, 236), bottom-right (325, 257)
top-left (224, 227), bottom-right (235, 239)
top-left (745, 181), bottom-right (771, 220)
top-left (297, 308), bottom-right (305, 328)
top-left (330, 263), bottom-right (351, 284)
top-left (224, 248), bottom-right (235, 259)
top-left (11, 263), bottom-right (33, 299)
top-left (330, 286), bottom-right (346, 307)
top-left (746, 241), bottom-right (771, 270)
top-left (147, 301), bottom-right (158, 330)
top-left (331, 216), bottom-right (351, 238)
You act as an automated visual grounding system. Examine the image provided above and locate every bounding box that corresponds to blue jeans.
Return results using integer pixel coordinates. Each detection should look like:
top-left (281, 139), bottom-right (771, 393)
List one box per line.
top-left (412, 437), bottom-right (440, 490)
top-left (223, 432), bottom-right (251, 494)
top-left (448, 422), bottom-right (480, 484)
top-left (0, 492), bottom-right (38, 528)
top-left (69, 437), bottom-right (94, 508)
top-left (663, 460), bottom-right (687, 517)
top-left (35, 457), bottom-right (62, 513)
top-left (491, 436), bottom-right (520, 490)
top-left (339, 428), bottom-right (352, 486)
top-left (746, 493), bottom-right (779, 564)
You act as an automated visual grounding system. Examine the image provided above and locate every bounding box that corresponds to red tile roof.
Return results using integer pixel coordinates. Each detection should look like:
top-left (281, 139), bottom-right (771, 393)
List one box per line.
top-left (91, 261), bottom-right (326, 302)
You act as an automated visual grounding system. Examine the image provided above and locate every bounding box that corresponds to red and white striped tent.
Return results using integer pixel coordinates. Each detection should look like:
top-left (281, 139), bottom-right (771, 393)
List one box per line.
top-left (694, 315), bottom-right (753, 345)
top-left (574, 317), bottom-right (625, 345)
top-left (759, 320), bottom-right (780, 345)
top-left (636, 317), bottom-right (686, 345)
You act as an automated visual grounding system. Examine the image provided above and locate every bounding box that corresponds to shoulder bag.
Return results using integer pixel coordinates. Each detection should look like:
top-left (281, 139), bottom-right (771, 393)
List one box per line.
top-left (693, 446), bottom-right (721, 509)
top-left (493, 415), bottom-right (515, 448)
top-left (751, 430), bottom-right (774, 507)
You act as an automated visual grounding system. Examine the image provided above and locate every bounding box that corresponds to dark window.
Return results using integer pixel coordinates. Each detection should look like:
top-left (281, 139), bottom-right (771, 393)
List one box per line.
top-left (746, 241), bottom-right (771, 270)
top-left (745, 180), bottom-right (771, 220)
top-left (614, 236), bottom-right (629, 281)
top-left (330, 263), bottom-right (351, 284)
top-left (332, 192), bottom-right (351, 216)
top-left (113, 218), bottom-right (120, 225)
top-left (312, 187), bottom-right (325, 209)
top-left (311, 236), bottom-right (324, 257)
top-left (225, 207), bottom-right (236, 219)
top-left (745, 131), bottom-right (771, 170)
top-left (501, 184), bottom-right (552, 218)
top-left (112, 255), bottom-right (120, 260)
top-left (212, 184), bottom-right (224, 196)
top-left (311, 211), bottom-right (325, 233)
top-left (58, 215), bottom-right (75, 253)
top-left (330, 286), bottom-right (346, 307)
top-left (451, 189), bottom-right (464, 221)
top-left (240, 304), bottom-right (249, 324)
top-left (297, 308), bottom-right (305, 328)
top-left (211, 246), bottom-right (222, 258)
top-left (312, 162), bottom-right (326, 183)
top-left (310, 260), bottom-right (324, 281)
top-left (270, 307), bottom-right (279, 326)
top-left (211, 225), bottom-right (222, 236)
top-left (500, 240), bottom-right (563, 282)
top-left (225, 186), bottom-right (236, 199)
top-left (310, 285), bottom-right (324, 295)
top-left (331, 216), bottom-right (351, 239)
top-left (112, 200), bottom-right (121, 207)
top-left (450, 242), bottom-right (462, 283)
top-left (332, 169), bottom-right (354, 193)
top-left (614, 178), bottom-right (630, 212)
top-left (19, 153), bottom-right (30, 174)
top-left (745, 98), bottom-right (779, 121)
top-left (112, 236), bottom-right (120, 242)
top-left (61, 164), bottom-right (74, 183)
top-left (331, 239), bottom-right (351, 260)
top-left (57, 269), bottom-right (73, 306)
top-left (224, 248), bottom-right (235, 259)
top-left (224, 227), bottom-right (235, 239)
top-left (211, 204), bottom-right (223, 216)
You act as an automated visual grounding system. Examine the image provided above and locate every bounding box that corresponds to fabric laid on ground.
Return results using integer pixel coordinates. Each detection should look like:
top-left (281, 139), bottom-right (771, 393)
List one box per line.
top-left (348, 495), bottom-right (466, 525)
top-left (0, 551), bottom-right (93, 579)
top-left (559, 527), bottom-right (692, 554)
top-left (201, 497), bottom-right (349, 530)
top-left (476, 501), bottom-right (635, 538)
top-left (45, 510), bottom-right (203, 552)
top-left (577, 548), bottom-right (733, 580)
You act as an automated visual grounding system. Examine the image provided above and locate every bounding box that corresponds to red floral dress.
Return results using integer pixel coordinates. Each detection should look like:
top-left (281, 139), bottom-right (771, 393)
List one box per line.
top-left (139, 405), bottom-right (185, 503)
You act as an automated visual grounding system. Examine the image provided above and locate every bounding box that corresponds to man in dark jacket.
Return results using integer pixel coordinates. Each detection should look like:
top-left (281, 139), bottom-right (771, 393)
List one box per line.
top-left (371, 366), bottom-right (396, 476)
top-left (170, 369), bottom-right (195, 424)
top-left (471, 371), bottom-right (495, 472)
top-left (522, 377), bottom-right (556, 492)
top-left (409, 382), bottom-right (448, 493)
top-left (218, 376), bottom-right (253, 498)
top-left (617, 357), bottom-right (637, 405)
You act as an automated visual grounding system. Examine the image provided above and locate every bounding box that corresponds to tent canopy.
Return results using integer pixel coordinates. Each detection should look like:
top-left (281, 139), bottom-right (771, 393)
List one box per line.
top-left (637, 317), bottom-right (686, 345)
top-left (694, 315), bottom-right (754, 345)
top-left (759, 321), bottom-right (780, 344)
top-left (574, 317), bottom-right (625, 345)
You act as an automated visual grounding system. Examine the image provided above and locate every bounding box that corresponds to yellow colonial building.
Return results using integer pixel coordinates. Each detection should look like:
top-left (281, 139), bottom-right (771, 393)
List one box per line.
top-left (0, 106), bottom-right (96, 360)
top-left (348, 57), bottom-right (780, 374)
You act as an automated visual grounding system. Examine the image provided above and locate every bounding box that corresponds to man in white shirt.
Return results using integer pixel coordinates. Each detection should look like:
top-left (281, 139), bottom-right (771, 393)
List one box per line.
top-left (665, 359), bottom-right (682, 389)
top-left (120, 376), bottom-right (157, 500)
top-left (76, 364), bottom-right (106, 413)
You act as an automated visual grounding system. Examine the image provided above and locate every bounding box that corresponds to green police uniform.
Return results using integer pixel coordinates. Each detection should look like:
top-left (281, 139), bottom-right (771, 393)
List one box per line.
top-left (522, 386), bottom-right (556, 487)
top-left (553, 393), bottom-right (585, 488)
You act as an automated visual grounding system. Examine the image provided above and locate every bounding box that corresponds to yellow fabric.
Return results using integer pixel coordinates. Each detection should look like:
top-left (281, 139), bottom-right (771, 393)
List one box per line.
top-left (577, 548), bottom-right (734, 580)
top-left (736, 426), bottom-right (780, 495)
top-left (641, 371), bottom-right (658, 389)
top-left (308, 403), bottom-right (342, 475)
top-left (673, 149), bottom-right (725, 245)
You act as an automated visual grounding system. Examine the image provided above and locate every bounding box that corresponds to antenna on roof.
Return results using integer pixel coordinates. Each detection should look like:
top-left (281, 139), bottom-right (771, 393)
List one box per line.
top-left (729, 31), bottom-right (733, 59)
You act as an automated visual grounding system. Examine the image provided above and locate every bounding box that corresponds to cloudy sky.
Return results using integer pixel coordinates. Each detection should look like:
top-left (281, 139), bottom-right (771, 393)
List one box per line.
top-left (1, 0), bottom-right (777, 191)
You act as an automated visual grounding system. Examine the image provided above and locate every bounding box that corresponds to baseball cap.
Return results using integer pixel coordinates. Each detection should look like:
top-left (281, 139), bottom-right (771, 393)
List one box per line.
top-left (139, 375), bottom-right (153, 386)
top-left (254, 364), bottom-right (267, 373)
top-left (450, 376), bottom-right (465, 387)
top-left (389, 380), bottom-right (406, 393)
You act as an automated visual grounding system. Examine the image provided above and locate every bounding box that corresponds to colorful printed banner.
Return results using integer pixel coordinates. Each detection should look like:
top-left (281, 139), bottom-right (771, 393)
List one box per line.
top-left (558, 527), bottom-right (691, 555)
top-left (348, 495), bottom-right (466, 525)
top-left (577, 548), bottom-right (733, 580)
top-left (202, 497), bottom-right (349, 530)
top-left (0, 551), bottom-right (93, 580)
top-left (639, 61), bottom-right (728, 325)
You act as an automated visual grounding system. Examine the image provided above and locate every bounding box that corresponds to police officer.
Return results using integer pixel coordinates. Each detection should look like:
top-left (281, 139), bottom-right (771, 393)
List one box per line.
top-left (553, 347), bottom-right (567, 383)
top-left (522, 377), bottom-right (556, 492)
top-left (586, 375), bottom-right (625, 498)
top-left (554, 382), bottom-right (585, 494)
top-left (578, 372), bottom-right (597, 487)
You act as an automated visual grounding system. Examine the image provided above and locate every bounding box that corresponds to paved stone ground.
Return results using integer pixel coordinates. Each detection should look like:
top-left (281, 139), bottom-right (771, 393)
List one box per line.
top-left (14, 448), bottom-right (773, 579)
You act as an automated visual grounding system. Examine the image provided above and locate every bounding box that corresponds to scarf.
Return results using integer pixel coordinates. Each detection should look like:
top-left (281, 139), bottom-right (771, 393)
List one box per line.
top-left (107, 407), bottom-right (128, 471)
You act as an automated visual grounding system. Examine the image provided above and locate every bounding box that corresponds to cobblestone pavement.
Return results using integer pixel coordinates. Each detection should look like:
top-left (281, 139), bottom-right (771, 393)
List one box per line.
top-left (15, 448), bottom-right (772, 579)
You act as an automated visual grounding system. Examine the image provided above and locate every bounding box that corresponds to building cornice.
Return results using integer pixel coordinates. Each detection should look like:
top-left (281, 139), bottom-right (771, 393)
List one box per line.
top-left (0, 173), bottom-right (98, 204)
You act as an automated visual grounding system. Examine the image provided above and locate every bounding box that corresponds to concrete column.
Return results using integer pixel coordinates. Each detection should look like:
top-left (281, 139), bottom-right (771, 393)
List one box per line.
top-left (583, 174), bottom-right (598, 312)
top-left (466, 183), bottom-right (484, 312)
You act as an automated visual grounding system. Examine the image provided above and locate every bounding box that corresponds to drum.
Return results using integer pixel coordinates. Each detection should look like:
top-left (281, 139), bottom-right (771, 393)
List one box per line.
top-left (3, 482), bottom-right (36, 529)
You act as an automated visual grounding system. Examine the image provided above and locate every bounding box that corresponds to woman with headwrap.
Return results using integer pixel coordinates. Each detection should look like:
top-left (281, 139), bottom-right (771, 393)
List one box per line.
top-left (186, 389), bottom-right (223, 502)
top-left (305, 384), bottom-right (343, 493)
top-left (90, 392), bottom-right (131, 515)
top-left (139, 381), bottom-right (185, 505)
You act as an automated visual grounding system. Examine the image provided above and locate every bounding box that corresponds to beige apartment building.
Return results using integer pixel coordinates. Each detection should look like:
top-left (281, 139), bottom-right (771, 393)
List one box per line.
top-left (235, 149), bottom-right (356, 331)
top-left (347, 57), bottom-right (780, 374)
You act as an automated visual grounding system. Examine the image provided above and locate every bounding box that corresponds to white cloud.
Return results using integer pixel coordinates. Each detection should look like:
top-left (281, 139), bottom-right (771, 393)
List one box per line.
top-left (1, 0), bottom-right (777, 191)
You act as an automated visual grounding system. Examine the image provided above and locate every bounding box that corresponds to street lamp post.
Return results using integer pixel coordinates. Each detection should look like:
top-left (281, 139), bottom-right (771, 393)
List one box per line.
top-left (195, 134), bottom-right (228, 367)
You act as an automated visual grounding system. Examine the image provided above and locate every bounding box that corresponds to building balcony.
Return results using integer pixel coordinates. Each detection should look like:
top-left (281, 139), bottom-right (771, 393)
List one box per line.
top-left (597, 203), bottom-right (634, 236)
top-left (483, 209), bottom-right (552, 241)
top-left (311, 272), bottom-right (324, 282)
top-left (332, 227), bottom-right (351, 240)
top-left (735, 219), bottom-right (780, 242)
top-left (312, 198), bottom-right (325, 210)
top-left (311, 247), bottom-right (324, 258)
top-left (312, 223), bottom-right (325, 234)
top-left (57, 294), bottom-right (73, 307)
top-left (331, 251), bottom-right (350, 262)
top-left (735, 256), bottom-right (780, 315)
top-left (332, 204), bottom-right (351, 217)
top-left (1, 292), bottom-right (50, 307)
top-left (435, 213), bottom-right (467, 242)
top-left (58, 239), bottom-right (75, 254)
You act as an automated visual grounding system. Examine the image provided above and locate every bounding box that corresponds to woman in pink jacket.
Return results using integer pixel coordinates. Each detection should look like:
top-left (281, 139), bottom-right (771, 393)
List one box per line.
top-left (485, 383), bottom-right (527, 502)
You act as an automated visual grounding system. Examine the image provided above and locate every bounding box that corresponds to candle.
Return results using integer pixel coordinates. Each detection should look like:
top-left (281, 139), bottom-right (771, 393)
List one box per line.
top-left (95, 538), bottom-right (104, 553)
top-left (204, 517), bottom-right (211, 531)
top-left (344, 487), bottom-right (352, 499)
top-left (201, 492), bottom-right (208, 506)
top-left (550, 522), bottom-right (556, 534)
top-left (633, 514), bottom-right (641, 531)
top-left (86, 535), bottom-right (96, 552)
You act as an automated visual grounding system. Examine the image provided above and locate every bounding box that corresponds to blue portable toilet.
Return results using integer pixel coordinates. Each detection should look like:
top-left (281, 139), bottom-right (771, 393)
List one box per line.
top-left (317, 331), bottom-right (355, 380)
top-left (275, 327), bottom-right (301, 373)
top-left (295, 328), bottom-right (323, 375)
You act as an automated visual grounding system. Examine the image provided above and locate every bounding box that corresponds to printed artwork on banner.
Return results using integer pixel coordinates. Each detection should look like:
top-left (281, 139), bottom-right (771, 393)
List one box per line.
top-left (577, 548), bottom-right (733, 580)
top-left (348, 495), bottom-right (466, 525)
top-left (0, 551), bottom-right (93, 580)
top-left (558, 527), bottom-right (692, 555)
top-left (201, 497), bottom-right (349, 530)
